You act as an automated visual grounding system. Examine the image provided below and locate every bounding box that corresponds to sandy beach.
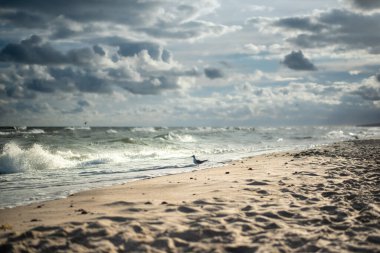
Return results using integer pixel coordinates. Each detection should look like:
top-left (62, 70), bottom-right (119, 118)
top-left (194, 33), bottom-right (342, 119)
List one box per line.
top-left (0, 139), bottom-right (379, 252)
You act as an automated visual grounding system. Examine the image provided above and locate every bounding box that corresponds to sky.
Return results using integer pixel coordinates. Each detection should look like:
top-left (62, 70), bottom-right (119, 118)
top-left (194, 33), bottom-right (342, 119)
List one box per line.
top-left (0, 0), bottom-right (379, 126)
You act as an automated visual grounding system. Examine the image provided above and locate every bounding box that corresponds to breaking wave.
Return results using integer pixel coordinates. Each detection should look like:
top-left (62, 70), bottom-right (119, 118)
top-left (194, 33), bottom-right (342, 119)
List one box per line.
top-left (64, 126), bottom-right (91, 131)
top-left (154, 132), bottom-right (196, 142)
top-left (106, 129), bottom-right (118, 134)
top-left (0, 143), bottom-right (74, 174)
top-left (131, 127), bottom-right (157, 132)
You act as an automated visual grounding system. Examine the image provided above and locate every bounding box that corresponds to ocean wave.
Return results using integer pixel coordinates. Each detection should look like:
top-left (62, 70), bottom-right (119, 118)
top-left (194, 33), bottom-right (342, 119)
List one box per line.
top-left (13, 126), bottom-right (27, 131)
top-left (26, 129), bottom-right (45, 134)
top-left (0, 143), bottom-right (74, 174)
top-left (126, 152), bottom-right (159, 160)
top-left (131, 127), bottom-right (157, 132)
top-left (108, 137), bottom-right (138, 144)
top-left (106, 129), bottom-right (118, 134)
top-left (80, 158), bottom-right (112, 167)
top-left (192, 127), bottom-right (228, 132)
top-left (292, 136), bottom-right (313, 140)
top-left (229, 127), bottom-right (256, 131)
top-left (3, 129), bottom-right (46, 135)
top-left (325, 130), bottom-right (353, 140)
top-left (64, 126), bottom-right (91, 131)
top-left (154, 132), bottom-right (196, 143)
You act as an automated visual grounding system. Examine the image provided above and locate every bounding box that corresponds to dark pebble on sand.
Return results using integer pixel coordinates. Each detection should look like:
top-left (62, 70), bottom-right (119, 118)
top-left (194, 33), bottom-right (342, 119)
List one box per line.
top-left (225, 172), bottom-right (230, 174)
top-left (75, 208), bottom-right (88, 215)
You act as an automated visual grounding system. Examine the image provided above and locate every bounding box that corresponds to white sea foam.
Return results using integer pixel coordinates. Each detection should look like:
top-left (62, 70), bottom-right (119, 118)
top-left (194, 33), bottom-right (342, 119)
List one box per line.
top-left (26, 129), bottom-right (45, 134)
top-left (13, 126), bottom-right (27, 131)
top-left (175, 133), bottom-right (196, 143)
top-left (325, 130), bottom-right (349, 140)
top-left (64, 126), bottom-right (91, 131)
top-left (77, 126), bottom-right (91, 130)
top-left (131, 127), bottom-right (157, 132)
top-left (106, 129), bottom-right (118, 134)
top-left (0, 143), bottom-right (74, 174)
top-left (155, 132), bottom-right (196, 142)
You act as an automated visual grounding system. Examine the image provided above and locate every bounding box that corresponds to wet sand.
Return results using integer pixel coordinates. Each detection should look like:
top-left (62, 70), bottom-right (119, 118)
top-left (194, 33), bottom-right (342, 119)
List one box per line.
top-left (1, 139), bottom-right (379, 252)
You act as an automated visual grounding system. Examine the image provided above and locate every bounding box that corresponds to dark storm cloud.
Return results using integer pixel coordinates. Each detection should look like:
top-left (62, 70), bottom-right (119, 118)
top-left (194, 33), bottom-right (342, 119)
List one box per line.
top-left (0, 0), bottom-right (223, 40)
top-left (272, 9), bottom-right (380, 54)
top-left (376, 74), bottom-right (380, 82)
top-left (282, 50), bottom-right (317, 71)
top-left (204, 67), bottom-right (224, 79)
top-left (0, 35), bottom-right (95, 65)
top-left (0, 65), bottom-right (112, 99)
top-left (1, 60), bottom-right (193, 99)
top-left (1, 11), bottom-right (47, 28)
top-left (5, 85), bottom-right (35, 99)
top-left (50, 26), bottom-right (80, 39)
top-left (347, 0), bottom-right (380, 10)
top-left (0, 0), bottom-right (159, 25)
top-left (77, 99), bottom-right (90, 107)
top-left (93, 45), bottom-right (105, 56)
top-left (49, 67), bottom-right (111, 93)
top-left (273, 17), bottom-right (325, 32)
top-left (26, 79), bottom-right (55, 93)
top-left (353, 86), bottom-right (380, 101)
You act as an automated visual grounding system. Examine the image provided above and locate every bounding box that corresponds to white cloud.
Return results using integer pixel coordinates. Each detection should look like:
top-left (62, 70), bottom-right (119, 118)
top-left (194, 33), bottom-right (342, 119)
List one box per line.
top-left (243, 43), bottom-right (267, 54)
top-left (246, 5), bottom-right (274, 12)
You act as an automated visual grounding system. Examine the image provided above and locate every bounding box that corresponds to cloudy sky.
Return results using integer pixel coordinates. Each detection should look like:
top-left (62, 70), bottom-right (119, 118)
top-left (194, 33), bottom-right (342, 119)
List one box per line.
top-left (0, 0), bottom-right (379, 126)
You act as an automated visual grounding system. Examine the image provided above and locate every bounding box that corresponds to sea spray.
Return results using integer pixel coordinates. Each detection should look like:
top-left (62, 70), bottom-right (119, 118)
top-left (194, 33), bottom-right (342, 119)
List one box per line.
top-left (0, 142), bottom-right (74, 174)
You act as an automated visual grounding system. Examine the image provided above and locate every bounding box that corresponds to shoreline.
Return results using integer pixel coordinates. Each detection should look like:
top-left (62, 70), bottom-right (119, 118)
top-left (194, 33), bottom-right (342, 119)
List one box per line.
top-left (0, 144), bottom-right (314, 210)
top-left (1, 139), bottom-right (379, 252)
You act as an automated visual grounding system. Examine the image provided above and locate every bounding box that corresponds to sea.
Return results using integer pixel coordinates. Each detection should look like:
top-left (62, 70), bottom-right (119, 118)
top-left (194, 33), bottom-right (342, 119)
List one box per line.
top-left (1, 126), bottom-right (379, 209)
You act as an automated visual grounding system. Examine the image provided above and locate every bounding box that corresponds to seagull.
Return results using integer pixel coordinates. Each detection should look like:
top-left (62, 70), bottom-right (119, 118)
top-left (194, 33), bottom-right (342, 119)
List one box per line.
top-left (192, 155), bottom-right (208, 166)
